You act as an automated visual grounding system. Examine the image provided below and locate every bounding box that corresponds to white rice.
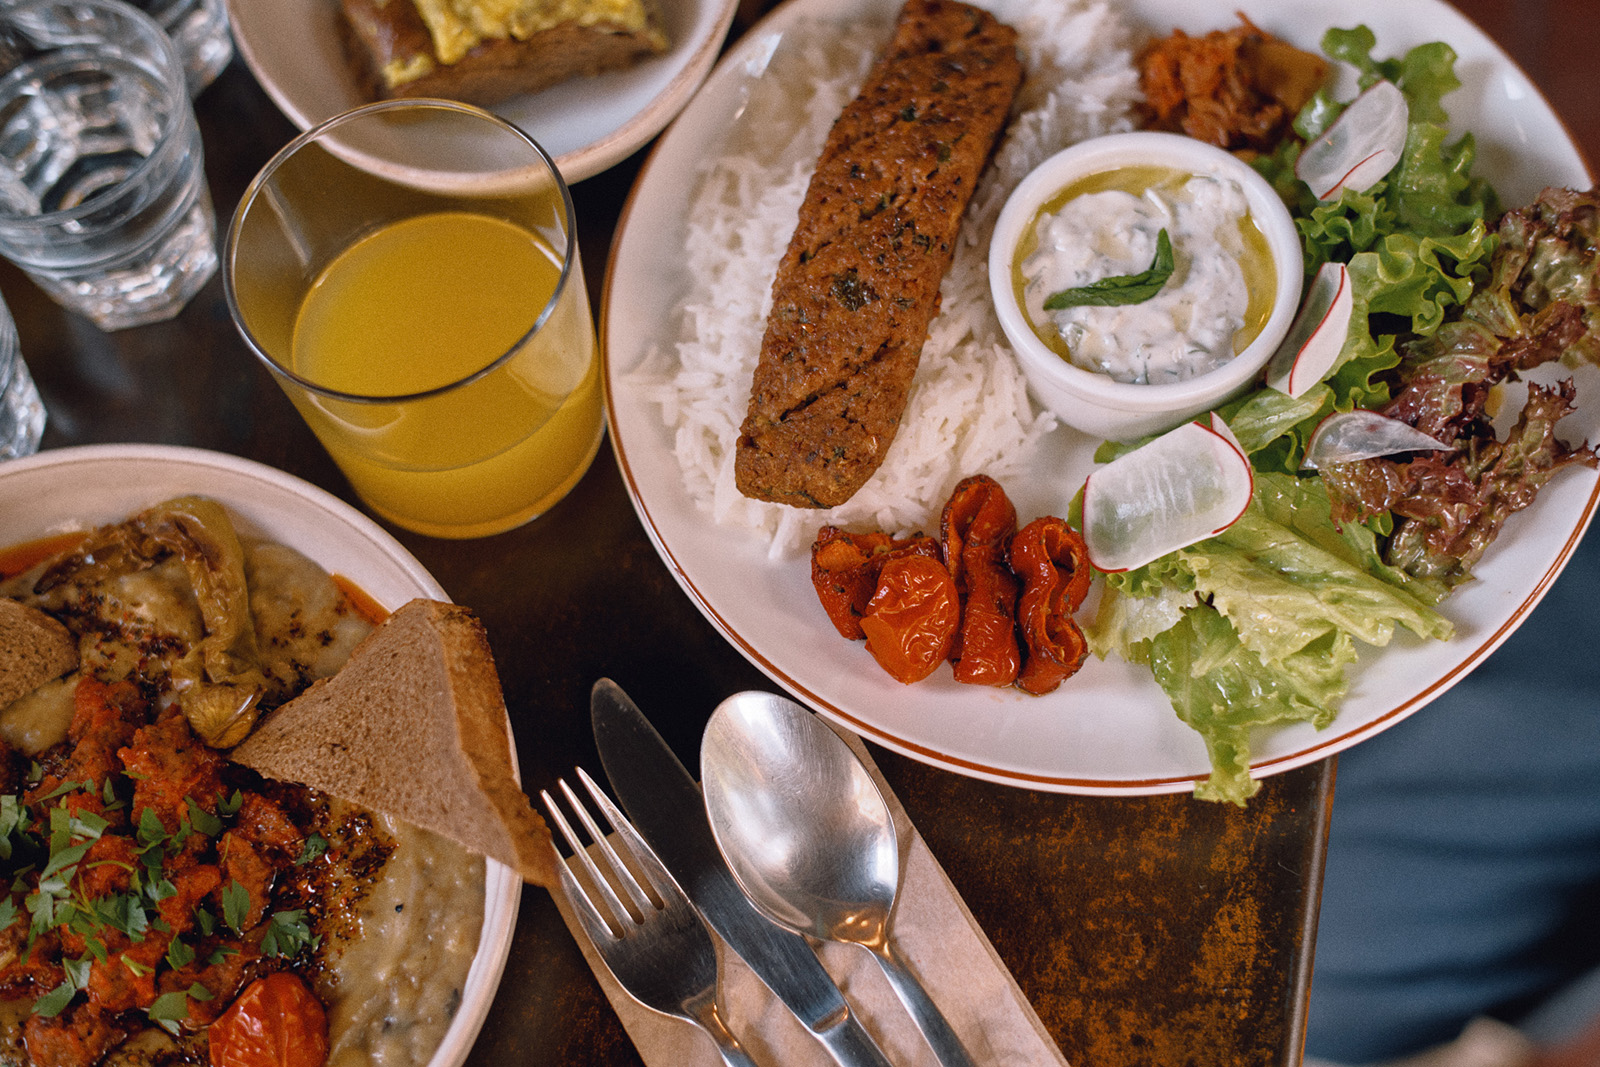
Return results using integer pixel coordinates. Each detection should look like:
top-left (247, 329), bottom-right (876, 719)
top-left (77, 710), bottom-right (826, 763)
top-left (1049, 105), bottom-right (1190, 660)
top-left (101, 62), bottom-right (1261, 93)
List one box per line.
top-left (629, 0), bottom-right (1143, 558)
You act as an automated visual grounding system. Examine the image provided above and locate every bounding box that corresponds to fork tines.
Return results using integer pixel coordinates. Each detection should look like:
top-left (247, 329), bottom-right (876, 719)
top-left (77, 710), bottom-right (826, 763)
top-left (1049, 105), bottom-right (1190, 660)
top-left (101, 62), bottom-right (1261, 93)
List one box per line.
top-left (540, 767), bottom-right (667, 939)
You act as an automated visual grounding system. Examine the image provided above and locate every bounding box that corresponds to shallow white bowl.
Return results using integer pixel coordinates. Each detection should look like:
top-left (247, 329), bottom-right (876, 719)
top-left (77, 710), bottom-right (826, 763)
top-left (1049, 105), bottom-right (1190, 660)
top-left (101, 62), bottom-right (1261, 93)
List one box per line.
top-left (989, 131), bottom-right (1304, 440)
top-left (226, 0), bottom-right (737, 184)
top-left (0, 444), bottom-right (516, 1067)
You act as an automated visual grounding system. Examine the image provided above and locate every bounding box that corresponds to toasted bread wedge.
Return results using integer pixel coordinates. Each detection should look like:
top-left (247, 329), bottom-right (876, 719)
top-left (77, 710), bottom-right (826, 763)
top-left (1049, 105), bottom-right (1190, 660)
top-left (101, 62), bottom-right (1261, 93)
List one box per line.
top-left (230, 598), bottom-right (555, 886)
top-left (339, 0), bottom-right (669, 108)
top-left (0, 598), bottom-right (78, 709)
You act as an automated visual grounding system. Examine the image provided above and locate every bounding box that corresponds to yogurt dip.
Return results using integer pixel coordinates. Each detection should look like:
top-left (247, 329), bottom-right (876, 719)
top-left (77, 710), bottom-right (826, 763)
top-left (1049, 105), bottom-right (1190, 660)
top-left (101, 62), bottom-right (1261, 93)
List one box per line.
top-left (1017, 166), bottom-right (1276, 385)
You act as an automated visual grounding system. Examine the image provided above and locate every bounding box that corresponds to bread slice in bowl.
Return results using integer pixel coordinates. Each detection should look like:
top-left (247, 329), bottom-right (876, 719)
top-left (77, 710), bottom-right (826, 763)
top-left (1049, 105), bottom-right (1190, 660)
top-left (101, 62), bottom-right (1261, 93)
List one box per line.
top-left (0, 598), bottom-right (78, 709)
top-left (339, 0), bottom-right (670, 107)
top-left (230, 597), bottom-right (557, 886)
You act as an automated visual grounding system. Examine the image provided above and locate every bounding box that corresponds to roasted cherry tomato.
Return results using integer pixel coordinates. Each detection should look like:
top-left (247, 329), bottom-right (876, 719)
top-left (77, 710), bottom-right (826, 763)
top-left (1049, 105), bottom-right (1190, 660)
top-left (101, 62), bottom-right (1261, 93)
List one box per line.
top-left (209, 972), bottom-right (329, 1067)
top-left (940, 475), bottom-right (1021, 686)
top-left (860, 555), bottom-right (961, 684)
top-left (1010, 517), bottom-right (1092, 696)
top-left (810, 526), bottom-right (940, 639)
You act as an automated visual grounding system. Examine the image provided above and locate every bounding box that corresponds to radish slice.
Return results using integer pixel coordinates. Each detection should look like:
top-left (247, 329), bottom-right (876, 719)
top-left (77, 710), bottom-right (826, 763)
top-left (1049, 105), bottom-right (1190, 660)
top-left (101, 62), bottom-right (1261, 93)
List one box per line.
top-left (1301, 410), bottom-right (1454, 470)
top-left (1266, 262), bottom-right (1353, 398)
top-left (1296, 80), bottom-right (1409, 200)
top-left (1082, 413), bottom-right (1255, 573)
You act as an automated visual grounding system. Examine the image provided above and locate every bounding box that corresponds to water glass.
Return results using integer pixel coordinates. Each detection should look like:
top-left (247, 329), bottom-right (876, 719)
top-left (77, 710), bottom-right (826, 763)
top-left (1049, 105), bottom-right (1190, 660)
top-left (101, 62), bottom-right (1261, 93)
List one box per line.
top-left (131, 0), bottom-right (234, 95)
top-left (0, 0), bottom-right (218, 331)
top-left (225, 100), bottom-right (603, 539)
top-left (0, 293), bottom-right (44, 459)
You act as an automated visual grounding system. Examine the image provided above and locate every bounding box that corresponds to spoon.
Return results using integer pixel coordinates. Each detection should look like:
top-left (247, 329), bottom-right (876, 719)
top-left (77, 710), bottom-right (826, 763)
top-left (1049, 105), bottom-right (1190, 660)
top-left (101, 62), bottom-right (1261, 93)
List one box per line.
top-left (701, 691), bottom-right (978, 1067)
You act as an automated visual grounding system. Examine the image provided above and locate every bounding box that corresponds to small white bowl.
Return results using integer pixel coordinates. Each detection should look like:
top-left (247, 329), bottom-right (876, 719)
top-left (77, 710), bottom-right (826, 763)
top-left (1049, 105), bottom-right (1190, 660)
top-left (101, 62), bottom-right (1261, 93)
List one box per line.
top-left (989, 131), bottom-right (1303, 441)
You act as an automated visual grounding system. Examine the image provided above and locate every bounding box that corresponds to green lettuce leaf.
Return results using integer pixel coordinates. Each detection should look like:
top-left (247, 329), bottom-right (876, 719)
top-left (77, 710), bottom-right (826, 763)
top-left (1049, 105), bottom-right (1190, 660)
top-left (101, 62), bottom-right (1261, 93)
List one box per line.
top-left (1184, 500), bottom-right (1452, 666)
top-left (1095, 26), bottom-right (1501, 802)
top-left (1250, 26), bottom-right (1499, 437)
top-left (1250, 472), bottom-right (1446, 605)
top-left (1085, 581), bottom-right (1193, 664)
top-left (1148, 605), bottom-right (1355, 805)
top-left (1217, 384), bottom-right (1333, 473)
top-left (1087, 471), bottom-right (1453, 804)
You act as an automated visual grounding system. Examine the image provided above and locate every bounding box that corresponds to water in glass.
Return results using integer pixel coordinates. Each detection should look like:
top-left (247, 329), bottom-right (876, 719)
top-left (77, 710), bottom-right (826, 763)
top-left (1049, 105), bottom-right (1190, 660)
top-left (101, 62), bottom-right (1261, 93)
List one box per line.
top-left (129, 0), bottom-right (233, 95)
top-left (0, 16), bottom-right (216, 331)
top-left (0, 299), bottom-right (43, 459)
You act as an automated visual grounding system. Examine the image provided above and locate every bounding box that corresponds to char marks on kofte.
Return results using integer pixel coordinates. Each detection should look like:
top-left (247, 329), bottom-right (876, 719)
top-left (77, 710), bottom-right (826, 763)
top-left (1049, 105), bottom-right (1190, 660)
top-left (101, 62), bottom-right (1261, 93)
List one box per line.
top-left (734, 0), bottom-right (1023, 508)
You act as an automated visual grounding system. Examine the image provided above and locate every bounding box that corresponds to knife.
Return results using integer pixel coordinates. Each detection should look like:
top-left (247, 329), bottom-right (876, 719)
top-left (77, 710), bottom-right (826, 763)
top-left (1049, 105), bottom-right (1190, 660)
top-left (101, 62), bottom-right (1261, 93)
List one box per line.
top-left (591, 678), bottom-right (893, 1067)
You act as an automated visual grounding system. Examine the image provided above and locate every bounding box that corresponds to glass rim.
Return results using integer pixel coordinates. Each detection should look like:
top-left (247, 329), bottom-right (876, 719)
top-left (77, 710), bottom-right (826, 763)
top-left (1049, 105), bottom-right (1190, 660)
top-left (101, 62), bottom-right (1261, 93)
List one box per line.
top-left (0, 0), bottom-right (190, 229)
top-left (222, 97), bottom-right (579, 406)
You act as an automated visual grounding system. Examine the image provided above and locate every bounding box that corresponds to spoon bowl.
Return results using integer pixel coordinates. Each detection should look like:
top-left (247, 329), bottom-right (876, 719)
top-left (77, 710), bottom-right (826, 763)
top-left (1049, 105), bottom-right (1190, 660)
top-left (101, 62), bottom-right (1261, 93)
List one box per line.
top-left (701, 691), bottom-right (977, 1067)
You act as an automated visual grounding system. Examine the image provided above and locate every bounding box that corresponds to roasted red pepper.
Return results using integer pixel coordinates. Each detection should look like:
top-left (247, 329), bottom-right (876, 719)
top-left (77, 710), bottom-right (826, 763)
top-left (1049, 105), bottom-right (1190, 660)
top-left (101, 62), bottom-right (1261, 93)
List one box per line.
top-left (860, 555), bottom-right (961, 684)
top-left (208, 972), bottom-right (328, 1067)
top-left (1010, 517), bottom-right (1092, 696)
top-left (810, 526), bottom-right (940, 639)
top-left (940, 475), bottom-right (1021, 686)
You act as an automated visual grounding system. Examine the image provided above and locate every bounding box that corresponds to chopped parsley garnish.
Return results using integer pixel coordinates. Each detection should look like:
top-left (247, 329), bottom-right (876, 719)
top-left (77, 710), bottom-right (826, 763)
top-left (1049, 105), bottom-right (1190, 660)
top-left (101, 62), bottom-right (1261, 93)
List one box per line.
top-left (1, 771), bottom-right (325, 1027)
top-left (186, 797), bottom-right (223, 838)
top-left (221, 880), bottom-right (251, 935)
top-left (166, 936), bottom-right (195, 970)
top-left (32, 979), bottom-right (76, 1018)
top-left (296, 833), bottom-right (328, 866)
top-left (261, 909), bottom-right (319, 958)
top-left (147, 984), bottom-right (212, 1035)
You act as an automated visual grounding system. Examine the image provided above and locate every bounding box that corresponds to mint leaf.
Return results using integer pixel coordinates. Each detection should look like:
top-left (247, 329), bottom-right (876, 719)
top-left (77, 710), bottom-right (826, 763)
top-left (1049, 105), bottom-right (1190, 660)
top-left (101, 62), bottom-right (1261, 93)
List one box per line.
top-left (1043, 228), bottom-right (1175, 309)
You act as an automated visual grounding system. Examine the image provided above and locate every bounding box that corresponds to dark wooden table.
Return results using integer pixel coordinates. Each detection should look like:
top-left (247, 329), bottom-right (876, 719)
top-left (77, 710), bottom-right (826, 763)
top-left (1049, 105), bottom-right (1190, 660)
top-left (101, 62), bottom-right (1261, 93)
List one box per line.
top-left (8, 1), bottom-right (1592, 1064)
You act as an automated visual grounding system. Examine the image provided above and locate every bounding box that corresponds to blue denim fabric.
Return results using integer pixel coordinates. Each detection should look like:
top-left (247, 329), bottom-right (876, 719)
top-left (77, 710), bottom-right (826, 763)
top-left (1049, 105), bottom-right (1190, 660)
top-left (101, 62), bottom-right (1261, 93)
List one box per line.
top-left (1305, 518), bottom-right (1600, 1064)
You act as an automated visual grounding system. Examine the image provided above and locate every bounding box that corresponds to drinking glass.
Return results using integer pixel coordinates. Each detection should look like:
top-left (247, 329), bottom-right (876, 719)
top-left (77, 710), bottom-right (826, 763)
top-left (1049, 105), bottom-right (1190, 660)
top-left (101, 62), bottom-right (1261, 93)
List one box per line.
top-left (225, 100), bottom-right (603, 539)
top-left (131, 0), bottom-right (234, 95)
top-left (0, 292), bottom-right (44, 459)
top-left (0, 0), bottom-right (218, 331)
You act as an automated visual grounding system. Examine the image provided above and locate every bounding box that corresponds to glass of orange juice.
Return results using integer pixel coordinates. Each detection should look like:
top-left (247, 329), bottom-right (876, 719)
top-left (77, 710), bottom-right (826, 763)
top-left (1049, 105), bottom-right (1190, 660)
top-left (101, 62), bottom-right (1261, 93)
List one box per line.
top-left (223, 100), bottom-right (602, 539)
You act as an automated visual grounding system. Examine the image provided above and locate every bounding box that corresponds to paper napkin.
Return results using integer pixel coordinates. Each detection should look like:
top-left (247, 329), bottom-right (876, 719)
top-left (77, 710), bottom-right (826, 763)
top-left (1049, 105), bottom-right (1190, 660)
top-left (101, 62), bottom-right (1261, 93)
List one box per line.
top-left (551, 725), bottom-right (1070, 1067)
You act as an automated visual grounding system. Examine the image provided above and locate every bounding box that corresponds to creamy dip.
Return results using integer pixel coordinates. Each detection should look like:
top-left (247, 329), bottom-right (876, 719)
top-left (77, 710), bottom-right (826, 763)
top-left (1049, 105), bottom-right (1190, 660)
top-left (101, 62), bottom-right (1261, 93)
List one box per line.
top-left (1017, 166), bottom-right (1275, 385)
top-left (321, 813), bottom-right (485, 1067)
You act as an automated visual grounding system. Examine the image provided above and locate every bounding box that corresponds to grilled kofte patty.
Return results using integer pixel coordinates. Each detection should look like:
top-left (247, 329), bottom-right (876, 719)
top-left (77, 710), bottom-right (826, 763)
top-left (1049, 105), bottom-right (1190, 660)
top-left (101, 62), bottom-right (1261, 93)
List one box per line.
top-left (734, 0), bottom-right (1023, 508)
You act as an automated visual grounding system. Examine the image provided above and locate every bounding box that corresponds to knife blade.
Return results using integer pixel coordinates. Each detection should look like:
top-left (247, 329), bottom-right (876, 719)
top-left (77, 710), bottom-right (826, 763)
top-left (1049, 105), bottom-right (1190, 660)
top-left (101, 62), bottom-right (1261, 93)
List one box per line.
top-left (590, 678), bottom-right (892, 1067)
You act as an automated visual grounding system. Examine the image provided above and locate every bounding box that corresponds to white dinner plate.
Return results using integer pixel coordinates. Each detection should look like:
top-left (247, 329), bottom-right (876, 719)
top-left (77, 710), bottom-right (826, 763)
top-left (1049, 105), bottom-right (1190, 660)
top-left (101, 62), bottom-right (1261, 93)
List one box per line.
top-left (603, 0), bottom-right (1598, 794)
top-left (226, 0), bottom-right (738, 183)
top-left (0, 444), bottom-right (517, 1064)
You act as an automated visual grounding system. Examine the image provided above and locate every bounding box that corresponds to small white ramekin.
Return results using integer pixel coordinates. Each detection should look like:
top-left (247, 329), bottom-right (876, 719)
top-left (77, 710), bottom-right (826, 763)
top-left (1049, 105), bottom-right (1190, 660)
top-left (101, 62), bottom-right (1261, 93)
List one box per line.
top-left (989, 131), bottom-right (1304, 441)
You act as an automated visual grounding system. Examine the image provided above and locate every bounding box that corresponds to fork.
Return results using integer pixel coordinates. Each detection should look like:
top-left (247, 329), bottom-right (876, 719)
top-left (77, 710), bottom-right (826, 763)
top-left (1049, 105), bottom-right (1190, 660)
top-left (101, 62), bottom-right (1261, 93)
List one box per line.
top-left (541, 768), bottom-right (760, 1067)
